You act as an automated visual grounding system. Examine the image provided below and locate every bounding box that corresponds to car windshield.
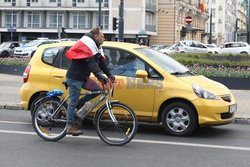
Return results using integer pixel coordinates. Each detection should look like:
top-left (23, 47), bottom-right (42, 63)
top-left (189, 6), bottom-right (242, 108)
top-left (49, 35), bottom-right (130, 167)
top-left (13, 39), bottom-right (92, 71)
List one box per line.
top-left (24, 40), bottom-right (44, 47)
top-left (135, 47), bottom-right (189, 74)
top-left (0, 42), bottom-right (10, 48)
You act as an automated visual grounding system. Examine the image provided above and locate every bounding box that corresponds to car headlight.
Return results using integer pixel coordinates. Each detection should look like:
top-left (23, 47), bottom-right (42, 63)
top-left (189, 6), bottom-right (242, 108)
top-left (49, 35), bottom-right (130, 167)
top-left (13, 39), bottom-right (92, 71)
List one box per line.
top-left (192, 84), bottom-right (219, 100)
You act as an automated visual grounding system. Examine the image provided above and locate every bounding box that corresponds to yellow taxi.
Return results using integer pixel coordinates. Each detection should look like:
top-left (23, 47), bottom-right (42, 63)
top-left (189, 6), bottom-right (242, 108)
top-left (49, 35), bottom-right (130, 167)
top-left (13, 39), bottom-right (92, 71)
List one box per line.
top-left (20, 41), bottom-right (237, 136)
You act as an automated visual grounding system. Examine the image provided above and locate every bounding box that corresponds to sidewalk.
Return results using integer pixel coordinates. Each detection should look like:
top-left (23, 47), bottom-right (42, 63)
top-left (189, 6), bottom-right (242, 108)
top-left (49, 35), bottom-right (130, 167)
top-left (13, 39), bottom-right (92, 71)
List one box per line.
top-left (0, 73), bottom-right (249, 123)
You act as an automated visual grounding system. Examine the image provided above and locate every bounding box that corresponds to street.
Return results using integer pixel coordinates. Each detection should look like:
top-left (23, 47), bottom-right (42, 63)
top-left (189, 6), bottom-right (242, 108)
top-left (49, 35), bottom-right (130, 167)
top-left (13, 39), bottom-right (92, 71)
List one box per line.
top-left (0, 109), bottom-right (250, 167)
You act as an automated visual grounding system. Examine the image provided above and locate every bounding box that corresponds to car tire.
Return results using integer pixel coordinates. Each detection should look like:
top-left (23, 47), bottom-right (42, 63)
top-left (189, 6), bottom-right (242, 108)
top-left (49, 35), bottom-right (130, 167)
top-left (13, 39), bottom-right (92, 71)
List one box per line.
top-left (1, 51), bottom-right (9, 57)
top-left (162, 102), bottom-right (197, 136)
top-left (215, 52), bottom-right (218, 54)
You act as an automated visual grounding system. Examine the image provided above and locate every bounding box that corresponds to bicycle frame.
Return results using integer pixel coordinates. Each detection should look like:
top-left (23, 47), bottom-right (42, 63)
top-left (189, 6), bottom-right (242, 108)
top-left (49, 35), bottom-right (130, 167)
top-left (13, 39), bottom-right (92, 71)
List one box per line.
top-left (37, 85), bottom-right (118, 124)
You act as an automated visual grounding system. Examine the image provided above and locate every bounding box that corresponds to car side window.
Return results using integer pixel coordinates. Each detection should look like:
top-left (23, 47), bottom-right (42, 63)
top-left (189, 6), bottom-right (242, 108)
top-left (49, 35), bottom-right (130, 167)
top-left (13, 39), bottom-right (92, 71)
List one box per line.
top-left (198, 43), bottom-right (206, 48)
top-left (104, 48), bottom-right (160, 78)
top-left (53, 47), bottom-right (71, 69)
top-left (42, 47), bottom-right (63, 65)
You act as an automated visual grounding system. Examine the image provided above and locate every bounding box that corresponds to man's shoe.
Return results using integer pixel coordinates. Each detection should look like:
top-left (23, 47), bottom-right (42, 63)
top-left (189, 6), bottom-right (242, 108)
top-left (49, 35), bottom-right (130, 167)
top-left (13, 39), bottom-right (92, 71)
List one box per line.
top-left (66, 124), bottom-right (83, 136)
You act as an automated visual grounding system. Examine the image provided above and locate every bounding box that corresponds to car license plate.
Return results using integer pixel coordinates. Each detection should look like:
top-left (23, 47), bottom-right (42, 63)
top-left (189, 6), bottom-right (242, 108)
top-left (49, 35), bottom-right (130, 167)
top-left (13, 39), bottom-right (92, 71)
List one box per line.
top-left (229, 104), bottom-right (237, 113)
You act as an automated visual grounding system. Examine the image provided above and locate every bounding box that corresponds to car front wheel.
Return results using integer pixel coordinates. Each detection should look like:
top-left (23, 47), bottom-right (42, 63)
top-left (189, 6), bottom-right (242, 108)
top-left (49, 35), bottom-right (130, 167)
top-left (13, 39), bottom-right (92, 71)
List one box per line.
top-left (162, 102), bottom-right (197, 136)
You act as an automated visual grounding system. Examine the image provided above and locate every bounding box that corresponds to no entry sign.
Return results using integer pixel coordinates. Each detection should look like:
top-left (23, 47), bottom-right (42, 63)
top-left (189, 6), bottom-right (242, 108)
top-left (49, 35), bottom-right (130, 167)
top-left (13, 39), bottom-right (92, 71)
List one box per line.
top-left (185, 16), bottom-right (192, 24)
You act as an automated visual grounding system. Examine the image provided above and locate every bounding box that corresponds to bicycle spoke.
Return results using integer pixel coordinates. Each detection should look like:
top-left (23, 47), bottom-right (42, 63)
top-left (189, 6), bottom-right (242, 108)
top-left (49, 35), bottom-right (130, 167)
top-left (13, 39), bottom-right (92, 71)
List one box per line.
top-left (33, 98), bottom-right (67, 141)
top-left (96, 103), bottom-right (138, 146)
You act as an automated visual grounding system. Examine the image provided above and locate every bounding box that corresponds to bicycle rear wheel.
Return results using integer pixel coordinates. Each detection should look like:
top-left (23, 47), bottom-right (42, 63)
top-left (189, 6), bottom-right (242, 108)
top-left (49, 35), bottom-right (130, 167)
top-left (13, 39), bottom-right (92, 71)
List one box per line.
top-left (32, 97), bottom-right (67, 141)
top-left (96, 102), bottom-right (138, 146)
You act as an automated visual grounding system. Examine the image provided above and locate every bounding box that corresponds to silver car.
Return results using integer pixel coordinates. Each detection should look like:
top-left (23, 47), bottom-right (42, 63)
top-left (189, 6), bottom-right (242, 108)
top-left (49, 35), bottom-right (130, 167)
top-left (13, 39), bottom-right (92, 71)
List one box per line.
top-left (0, 41), bottom-right (23, 57)
top-left (215, 42), bottom-right (250, 55)
top-left (175, 40), bottom-right (213, 53)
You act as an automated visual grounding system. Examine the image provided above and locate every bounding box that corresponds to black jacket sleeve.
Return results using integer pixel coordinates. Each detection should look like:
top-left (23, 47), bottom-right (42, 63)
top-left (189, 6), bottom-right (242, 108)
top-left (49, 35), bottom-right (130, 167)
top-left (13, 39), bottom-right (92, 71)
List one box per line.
top-left (98, 56), bottom-right (112, 77)
top-left (86, 56), bottom-right (107, 81)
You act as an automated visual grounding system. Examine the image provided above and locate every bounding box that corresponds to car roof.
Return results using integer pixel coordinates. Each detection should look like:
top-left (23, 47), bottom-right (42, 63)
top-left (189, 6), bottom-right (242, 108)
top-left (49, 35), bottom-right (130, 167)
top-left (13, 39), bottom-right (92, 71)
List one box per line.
top-left (223, 42), bottom-right (247, 44)
top-left (38, 41), bottom-right (147, 50)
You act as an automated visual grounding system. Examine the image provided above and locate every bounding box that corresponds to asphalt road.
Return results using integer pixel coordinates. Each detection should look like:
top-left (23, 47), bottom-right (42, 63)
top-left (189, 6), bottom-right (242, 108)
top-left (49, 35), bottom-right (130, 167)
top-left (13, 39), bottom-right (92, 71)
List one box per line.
top-left (0, 109), bottom-right (250, 167)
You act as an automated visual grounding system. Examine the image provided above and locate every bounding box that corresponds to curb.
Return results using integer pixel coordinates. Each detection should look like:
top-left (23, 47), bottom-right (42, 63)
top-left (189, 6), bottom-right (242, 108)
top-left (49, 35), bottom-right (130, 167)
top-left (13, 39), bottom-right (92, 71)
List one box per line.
top-left (0, 103), bottom-right (23, 110)
top-left (233, 118), bottom-right (250, 124)
top-left (0, 103), bottom-right (250, 125)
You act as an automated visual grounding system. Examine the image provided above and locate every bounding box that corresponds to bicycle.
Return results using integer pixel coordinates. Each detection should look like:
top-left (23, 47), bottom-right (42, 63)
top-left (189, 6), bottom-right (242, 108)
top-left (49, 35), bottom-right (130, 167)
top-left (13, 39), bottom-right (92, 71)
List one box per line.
top-left (32, 81), bottom-right (138, 146)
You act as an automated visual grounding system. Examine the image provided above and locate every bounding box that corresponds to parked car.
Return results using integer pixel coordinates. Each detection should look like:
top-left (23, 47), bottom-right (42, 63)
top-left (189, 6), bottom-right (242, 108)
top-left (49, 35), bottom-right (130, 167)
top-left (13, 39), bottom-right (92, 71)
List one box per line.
top-left (150, 44), bottom-right (168, 51)
top-left (206, 44), bottom-right (217, 48)
top-left (205, 44), bottom-right (218, 54)
top-left (0, 41), bottom-right (23, 57)
top-left (14, 39), bottom-right (58, 57)
top-left (215, 42), bottom-right (250, 55)
top-left (20, 41), bottom-right (236, 136)
top-left (158, 44), bottom-right (177, 54)
top-left (175, 40), bottom-right (214, 53)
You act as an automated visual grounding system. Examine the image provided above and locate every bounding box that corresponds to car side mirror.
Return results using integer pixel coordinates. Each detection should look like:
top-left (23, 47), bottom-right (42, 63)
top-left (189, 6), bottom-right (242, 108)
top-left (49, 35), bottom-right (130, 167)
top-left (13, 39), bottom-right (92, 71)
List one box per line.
top-left (136, 70), bottom-right (148, 79)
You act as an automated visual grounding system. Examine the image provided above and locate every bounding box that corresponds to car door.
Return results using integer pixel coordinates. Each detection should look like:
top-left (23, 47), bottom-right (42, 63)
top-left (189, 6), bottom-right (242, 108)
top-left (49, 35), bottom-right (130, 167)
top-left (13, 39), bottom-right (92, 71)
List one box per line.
top-left (103, 47), bottom-right (159, 118)
top-left (196, 42), bottom-right (208, 53)
top-left (8, 42), bottom-right (20, 55)
top-left (219, 43), bottom-right (232, 54)
top-left (48, 46), bottom-right (69, 93)
top-left (183, 41), bottom-right (197, 53)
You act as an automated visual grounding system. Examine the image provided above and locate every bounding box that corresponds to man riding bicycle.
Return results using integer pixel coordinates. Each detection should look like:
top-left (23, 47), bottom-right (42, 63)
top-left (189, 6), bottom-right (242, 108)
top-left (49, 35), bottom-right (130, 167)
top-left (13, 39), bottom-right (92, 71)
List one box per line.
top-left (65, 27), bottom-right (115, 136)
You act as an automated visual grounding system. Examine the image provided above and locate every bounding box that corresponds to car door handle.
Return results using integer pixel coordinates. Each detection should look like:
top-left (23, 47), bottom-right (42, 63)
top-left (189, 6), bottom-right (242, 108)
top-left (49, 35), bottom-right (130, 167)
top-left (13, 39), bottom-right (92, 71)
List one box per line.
top-left (53, 75), bottom-right (64, 79)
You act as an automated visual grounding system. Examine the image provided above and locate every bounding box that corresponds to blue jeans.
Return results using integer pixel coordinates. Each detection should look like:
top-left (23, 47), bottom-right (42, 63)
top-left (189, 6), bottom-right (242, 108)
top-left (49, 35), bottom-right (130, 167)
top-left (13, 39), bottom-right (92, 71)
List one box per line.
top-left (66, 78), bottom-right (101, 125)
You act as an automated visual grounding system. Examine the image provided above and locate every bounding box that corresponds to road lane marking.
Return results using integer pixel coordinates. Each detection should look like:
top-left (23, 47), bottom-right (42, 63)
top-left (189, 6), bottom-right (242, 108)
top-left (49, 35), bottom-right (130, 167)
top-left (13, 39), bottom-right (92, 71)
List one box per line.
top-left (0, 129), bottom-right (250, 151)
top-left (0, 120), bottom-right (32, 125)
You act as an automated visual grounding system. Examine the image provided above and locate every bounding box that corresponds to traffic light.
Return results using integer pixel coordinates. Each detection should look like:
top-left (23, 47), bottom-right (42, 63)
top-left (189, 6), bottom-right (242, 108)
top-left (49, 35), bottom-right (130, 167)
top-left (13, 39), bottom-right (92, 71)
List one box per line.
top-left (112, 17), bottom-right (118, 31)
top-left (180, 26), bottom-right (188, 37)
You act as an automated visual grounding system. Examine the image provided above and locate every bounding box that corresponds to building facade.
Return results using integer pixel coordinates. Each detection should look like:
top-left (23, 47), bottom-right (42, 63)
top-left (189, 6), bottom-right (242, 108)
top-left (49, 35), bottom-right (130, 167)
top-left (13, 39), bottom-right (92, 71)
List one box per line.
top-left (205, 0), bottom-right (242, 45)
top-left (236, 0), bottom-right (247, 42)
top-left (0, 0), bottom-right (157, 43)
top-left (150, 0), bottom-right (209, 45)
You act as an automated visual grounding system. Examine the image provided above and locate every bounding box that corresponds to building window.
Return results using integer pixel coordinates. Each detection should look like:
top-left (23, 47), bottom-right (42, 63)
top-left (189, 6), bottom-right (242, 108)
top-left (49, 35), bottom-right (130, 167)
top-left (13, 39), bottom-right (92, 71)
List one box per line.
top-left (28, 12), bottom-right (40, 28)
top-left (96, 11), bottom-right (109, 29)
top-left (12, 0), bottom-right (16, 6)
top-left (72, 0), bottom-right (76, 7)
top-left (96, 0), bottom-right (109, 7)
top-left (49, 0), bottom-right (61, 6)
top-left (50, 12), bottom-right (63, 28)
top-left (5, 12), bottom-right (17, 27)
top-left (4, 0), bottom-right (11, 2)
top-left (73, 12), bottom-right (86, 29)
top-left (27, 0), bottom-right (38, 6)
top-left (57, 0), bottom-right (61, 6)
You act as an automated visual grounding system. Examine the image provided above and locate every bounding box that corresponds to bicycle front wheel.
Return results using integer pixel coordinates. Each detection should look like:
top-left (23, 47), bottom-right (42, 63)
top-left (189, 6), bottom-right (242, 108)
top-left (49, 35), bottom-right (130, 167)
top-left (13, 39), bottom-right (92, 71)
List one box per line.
top-left (32, 97), bottom-right (67, 141)
top-left (96, 102), bottom-right (138, 146)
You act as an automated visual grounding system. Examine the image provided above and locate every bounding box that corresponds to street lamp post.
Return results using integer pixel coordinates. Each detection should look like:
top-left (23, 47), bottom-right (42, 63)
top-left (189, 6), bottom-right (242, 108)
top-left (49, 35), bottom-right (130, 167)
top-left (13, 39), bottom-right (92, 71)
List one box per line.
top-left (208, 8), bottom-right (212, 44)
top-left (98, 0), bottom-right (102, 28)
top-left (247, 0), bottom-right (250, 43)
top-left (118, 0), bottom-right (124, 42)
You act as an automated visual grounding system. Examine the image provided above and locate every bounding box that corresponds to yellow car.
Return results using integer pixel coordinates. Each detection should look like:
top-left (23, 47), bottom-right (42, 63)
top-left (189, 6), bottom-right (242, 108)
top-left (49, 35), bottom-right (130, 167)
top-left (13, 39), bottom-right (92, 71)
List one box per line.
top-left (20, 41), bottom-right (237, 136)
